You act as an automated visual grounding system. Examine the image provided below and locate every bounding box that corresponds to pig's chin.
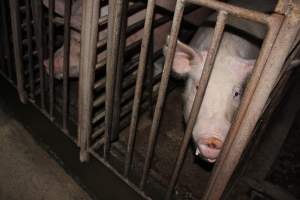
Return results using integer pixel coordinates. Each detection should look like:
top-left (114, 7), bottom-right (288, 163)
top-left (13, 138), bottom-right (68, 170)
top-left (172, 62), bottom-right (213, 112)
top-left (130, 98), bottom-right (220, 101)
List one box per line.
top-left (195, 145), bottom-right (220, 163)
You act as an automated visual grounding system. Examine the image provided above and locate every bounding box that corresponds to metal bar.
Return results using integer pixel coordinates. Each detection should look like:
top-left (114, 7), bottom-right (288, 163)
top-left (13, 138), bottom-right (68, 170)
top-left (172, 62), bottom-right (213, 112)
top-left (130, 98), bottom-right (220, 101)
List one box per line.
top-left (62, 0), bottom-right (72, 131)
top-left (104, 0), bottom-right (123, 160)
top-left (187, 0), bottom-right (271, 25)
top-left (48, 0), bottom-right (55, 119)
top-left (78, 0), bottom-right (101, 161)
top-left (31, 1), bottom-right (46, 108)
top-left (88, 149), bottom-right (151, 200)
top-left (92, 72), bottom-right (162, 125)
top-left (25, 0), bottom-right (35, 99)
top-left (1, 1), bottom-right (13, 81)
top-left (8, 0), bottom-right (27, 103)
top-left (202, 12), bottom-right (290, 200)
top-left (31, 0), bottom-right (45, 109)
top-left (138, 0), bottom-right (185, 188)
top-left (111, 0), bottom-right (129, 142)
top-left (0, 2), bottom-right (6, 73)
top-left (165, 10), bottom-right (228, 200)
top-left (124, 0), bottom-right (157, 177)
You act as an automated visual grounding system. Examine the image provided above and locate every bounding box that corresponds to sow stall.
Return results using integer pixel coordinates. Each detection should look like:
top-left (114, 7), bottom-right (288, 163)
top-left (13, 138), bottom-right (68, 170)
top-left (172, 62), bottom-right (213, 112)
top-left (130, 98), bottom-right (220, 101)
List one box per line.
top-left (1, 0), bottom-right (300, 199)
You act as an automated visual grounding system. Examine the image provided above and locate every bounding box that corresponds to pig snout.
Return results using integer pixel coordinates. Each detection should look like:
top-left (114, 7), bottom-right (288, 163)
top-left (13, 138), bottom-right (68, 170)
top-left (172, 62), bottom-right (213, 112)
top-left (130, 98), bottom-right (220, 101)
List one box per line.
top-left (195, 136), bottom-right (223, 163)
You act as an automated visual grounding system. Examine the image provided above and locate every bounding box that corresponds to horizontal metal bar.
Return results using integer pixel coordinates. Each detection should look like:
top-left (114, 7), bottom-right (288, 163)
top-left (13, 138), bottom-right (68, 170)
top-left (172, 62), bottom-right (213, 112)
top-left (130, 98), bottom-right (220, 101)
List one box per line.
top-left (186, 0), bottom-right (271, 25)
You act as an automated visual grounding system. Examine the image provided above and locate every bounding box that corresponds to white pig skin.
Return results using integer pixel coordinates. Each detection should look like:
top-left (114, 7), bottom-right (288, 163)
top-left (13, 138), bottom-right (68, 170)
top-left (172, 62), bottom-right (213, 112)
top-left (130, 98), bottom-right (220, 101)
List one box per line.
top-left (167, 17), bottom-right (266, 162)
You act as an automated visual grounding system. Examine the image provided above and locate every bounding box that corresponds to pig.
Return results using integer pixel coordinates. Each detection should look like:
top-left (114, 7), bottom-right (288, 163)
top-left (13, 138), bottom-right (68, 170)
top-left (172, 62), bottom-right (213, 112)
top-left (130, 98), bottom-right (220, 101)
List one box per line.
top-left (43, 0), bottom-right (211, 78)
top-left (167, 5), bottom-right (272, 162)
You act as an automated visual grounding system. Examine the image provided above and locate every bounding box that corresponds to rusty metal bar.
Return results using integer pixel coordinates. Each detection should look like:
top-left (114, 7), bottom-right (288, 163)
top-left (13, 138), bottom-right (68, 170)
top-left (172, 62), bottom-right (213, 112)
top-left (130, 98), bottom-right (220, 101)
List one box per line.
top-left (187, 0), bottom-right (270, 25)
top-left (62, 0), bottom-right (72, 131)
top-left (124, 0), bottom-right (156, 177)
top-left (111, 0), bottom-right (129, 142)
top-left (31, 0), bottom-right (45, 109)
top-left (48, 0), bottom-right (55, 119)
top-left (165, 10), bottom-right (228, 200)
top-left (25, 0), bottom-right (35, 99)
top-left (78, 0), bottom-right (101, 162)
top-left (138, 0), bottom-right (185, 188)
top-left (104, 0), bottom-right (123, 160)
top-left (202, 10), bottom-right (298, 200)
top-left (8, 0), bottom-right (27, 103)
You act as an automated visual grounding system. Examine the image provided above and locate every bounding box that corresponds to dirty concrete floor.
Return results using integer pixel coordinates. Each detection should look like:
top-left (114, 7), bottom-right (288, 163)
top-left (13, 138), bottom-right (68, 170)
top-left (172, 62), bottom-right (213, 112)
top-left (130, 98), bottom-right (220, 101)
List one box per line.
top-left (0, 103), bottom-right (91, 200)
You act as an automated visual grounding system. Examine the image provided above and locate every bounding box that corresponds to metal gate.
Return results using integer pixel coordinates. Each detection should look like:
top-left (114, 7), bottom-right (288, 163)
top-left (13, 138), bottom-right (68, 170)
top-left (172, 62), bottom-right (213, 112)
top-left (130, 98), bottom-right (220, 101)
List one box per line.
top-left (3, 0), bottom-right (300, 199)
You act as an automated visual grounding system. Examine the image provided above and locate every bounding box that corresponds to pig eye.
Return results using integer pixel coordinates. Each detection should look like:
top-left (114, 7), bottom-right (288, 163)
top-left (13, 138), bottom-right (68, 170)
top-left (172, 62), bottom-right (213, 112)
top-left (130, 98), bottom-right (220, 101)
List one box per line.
top-left (196, 85), bottom-right (199, 90)
top-left (233, 86), bottom-right (242, 100)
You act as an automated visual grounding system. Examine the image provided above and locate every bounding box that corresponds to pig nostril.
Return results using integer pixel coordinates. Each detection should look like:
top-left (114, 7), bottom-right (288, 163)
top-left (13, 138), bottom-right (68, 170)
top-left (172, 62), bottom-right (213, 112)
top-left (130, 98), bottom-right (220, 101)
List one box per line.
top-left (206, 137), bottom-right (223, 150)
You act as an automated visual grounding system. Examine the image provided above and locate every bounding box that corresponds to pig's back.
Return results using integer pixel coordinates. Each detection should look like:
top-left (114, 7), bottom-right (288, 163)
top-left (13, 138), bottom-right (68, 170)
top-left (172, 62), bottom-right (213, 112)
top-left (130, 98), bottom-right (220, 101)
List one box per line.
top-left (190, 26), bottom-right (261, 60)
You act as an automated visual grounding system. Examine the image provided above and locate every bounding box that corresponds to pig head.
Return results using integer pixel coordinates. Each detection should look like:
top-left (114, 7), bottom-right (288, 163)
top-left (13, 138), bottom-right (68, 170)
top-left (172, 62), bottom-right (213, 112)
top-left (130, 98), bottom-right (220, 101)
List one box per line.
top-left (167, 24), bottom-right (263, 162)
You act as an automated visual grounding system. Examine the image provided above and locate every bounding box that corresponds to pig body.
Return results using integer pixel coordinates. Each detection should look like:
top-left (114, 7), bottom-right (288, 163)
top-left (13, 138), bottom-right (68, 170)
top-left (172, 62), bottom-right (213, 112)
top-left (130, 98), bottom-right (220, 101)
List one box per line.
top-left (43, 0), bottom-right (208, 78)
top-left (169, 2), bottom-right (273, 162)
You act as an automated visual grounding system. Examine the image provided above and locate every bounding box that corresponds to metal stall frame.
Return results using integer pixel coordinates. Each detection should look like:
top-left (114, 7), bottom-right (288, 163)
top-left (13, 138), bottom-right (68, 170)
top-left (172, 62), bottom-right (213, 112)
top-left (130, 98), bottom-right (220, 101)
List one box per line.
top-left (8, 0), bottom-right (27, 103)
top-left (0, 1), bottom-right (14, 85)
top-left (121, 0), bottom-right (300, 199)
top-left (78, 0), bottom-right (101, 162)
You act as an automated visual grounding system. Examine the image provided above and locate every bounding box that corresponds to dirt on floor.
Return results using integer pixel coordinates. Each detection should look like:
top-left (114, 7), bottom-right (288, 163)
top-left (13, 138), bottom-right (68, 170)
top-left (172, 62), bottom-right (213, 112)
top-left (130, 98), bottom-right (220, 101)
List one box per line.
top-left (0, 102), bottom-right (91, 200)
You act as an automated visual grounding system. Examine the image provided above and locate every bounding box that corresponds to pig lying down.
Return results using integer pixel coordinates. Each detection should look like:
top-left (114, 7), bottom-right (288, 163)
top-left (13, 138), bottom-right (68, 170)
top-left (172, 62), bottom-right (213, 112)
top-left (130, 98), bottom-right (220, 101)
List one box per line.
top-left (167, 16), bottom-right (266, 162)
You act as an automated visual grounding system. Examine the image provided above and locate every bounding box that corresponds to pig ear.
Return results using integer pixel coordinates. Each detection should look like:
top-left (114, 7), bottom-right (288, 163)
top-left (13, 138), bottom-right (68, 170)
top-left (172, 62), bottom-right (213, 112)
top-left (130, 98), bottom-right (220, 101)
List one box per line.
top-left (164, 37), bottom-right (204, 76)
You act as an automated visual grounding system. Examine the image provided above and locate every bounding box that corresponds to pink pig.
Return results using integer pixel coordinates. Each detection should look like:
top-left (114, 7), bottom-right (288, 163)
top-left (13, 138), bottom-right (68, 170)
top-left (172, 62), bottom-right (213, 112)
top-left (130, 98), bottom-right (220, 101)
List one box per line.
top-left (43, 0), bottom-right (211, 78)
top-left (167, 13), bottom-right (267, 162)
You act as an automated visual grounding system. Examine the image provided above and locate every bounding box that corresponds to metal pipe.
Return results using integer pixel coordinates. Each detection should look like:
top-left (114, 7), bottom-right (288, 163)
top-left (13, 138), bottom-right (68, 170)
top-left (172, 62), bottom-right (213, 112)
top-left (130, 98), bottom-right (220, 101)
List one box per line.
top-left (8, 0), bottom-right (27, 103)
top-left (104, 0), bottom-right (123, 160)
top-left (138, 0), bottom-right (185, 188)
top-left (165, 10), bottom-right (228, 200)
top-left (124, 0), bottom-right (157, 178)
top-left (48, 0), bottom-right (55, 119)
top-left (62, 0), bottom-right (72, 131)
top-left (31, 0), bottom-right (45, 108)
top-left (187, 0), bottom-right (270, 25)
top-left (111, 0), bottom-right (129, 142)
top-left (78, 0), bottom-right (101, 162)
top-left (25, 0), bottom-right (35, 99)
top-left (202, 10), bottom-right (299, 200)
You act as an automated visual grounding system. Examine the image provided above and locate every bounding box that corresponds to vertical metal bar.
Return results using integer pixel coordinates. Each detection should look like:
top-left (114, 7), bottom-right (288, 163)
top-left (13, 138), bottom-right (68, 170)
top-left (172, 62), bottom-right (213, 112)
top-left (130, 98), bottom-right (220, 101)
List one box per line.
top-left (8, 0), bottom-right (27, 103)
top-left (165, 11), bottom-right (227, 200)
top-left (145, 30), bottom-right (154, 117)
top-left (0, 2), bottom-right (5, 73)
top-left (48, 0), bottom-right (55, 119)
top-left (78, 0), bottom-right (101, 162)
top-left (123, 0), bottom-right (156, 177)
top-left (202, 14), bottom-right (287, 200)
top-left (1, 1), bottom-right (13, 81)
top-left (111, 0), bottom-right (129, 142)
top-left (139, 0), bottom-right (185, 189)
top-left (104, 0), bottom-right (123, 160)
top-left (31, 0), bottom-right (45, 109)
top-left (62, 0), bottom-right (71, 131)
top-left (25, 0), bottom-right (35, 99)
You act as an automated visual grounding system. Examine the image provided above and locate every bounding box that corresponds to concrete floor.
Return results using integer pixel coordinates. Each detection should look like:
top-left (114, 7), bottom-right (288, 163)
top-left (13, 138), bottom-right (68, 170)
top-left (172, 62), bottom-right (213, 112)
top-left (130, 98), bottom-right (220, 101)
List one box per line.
top-left (0, 103), bottom-right (91, 200)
